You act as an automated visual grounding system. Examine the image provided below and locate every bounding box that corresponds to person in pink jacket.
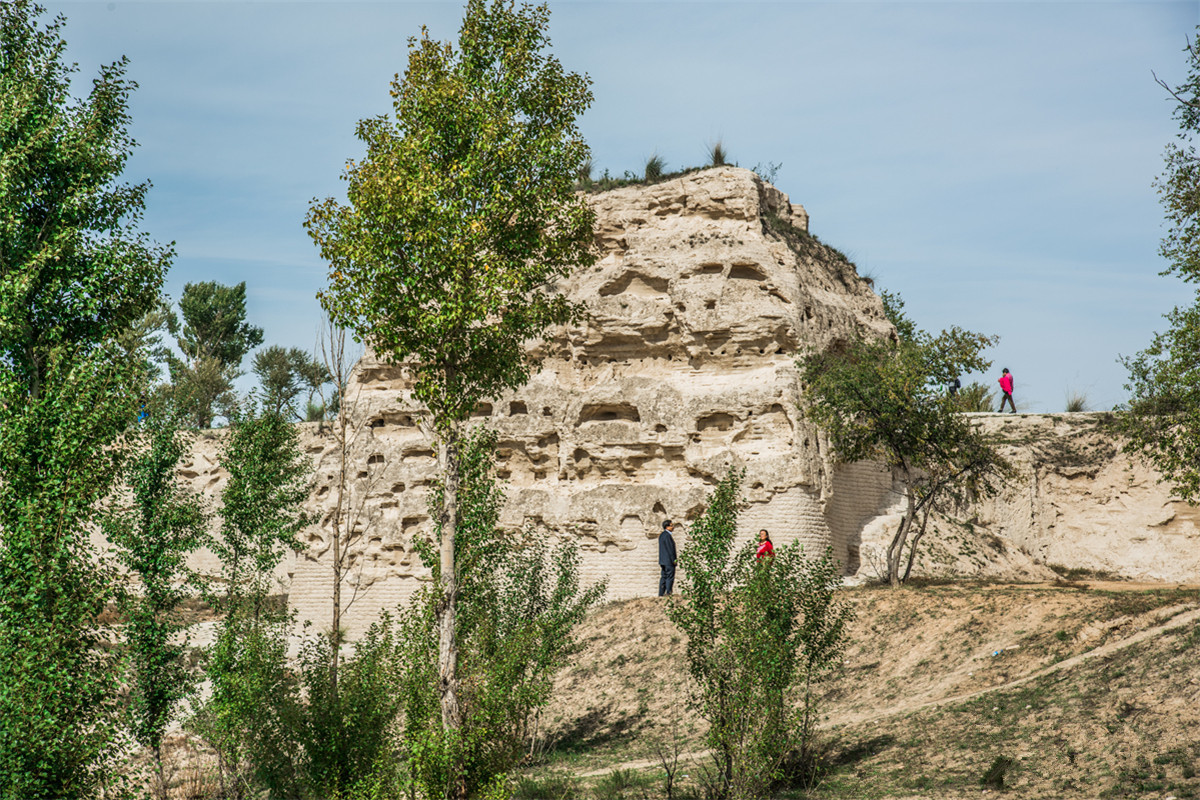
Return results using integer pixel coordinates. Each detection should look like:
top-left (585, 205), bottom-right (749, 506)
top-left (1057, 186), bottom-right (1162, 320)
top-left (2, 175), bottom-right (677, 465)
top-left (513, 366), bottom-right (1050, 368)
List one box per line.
top-left (998, 368), bottom-right (1015, 412)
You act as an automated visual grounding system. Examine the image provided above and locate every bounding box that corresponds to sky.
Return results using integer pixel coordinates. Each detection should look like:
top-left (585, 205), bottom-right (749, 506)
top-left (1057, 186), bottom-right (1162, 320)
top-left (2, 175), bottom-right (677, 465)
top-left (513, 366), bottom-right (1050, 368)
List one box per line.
top-left (47, 0), bottom-right (1198, 412)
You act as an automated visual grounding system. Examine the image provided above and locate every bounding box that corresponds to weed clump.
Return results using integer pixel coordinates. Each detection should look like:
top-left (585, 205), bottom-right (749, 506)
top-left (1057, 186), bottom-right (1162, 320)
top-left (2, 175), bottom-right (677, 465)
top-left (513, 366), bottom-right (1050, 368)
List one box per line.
top-left (981, 755), bottom-right (1014, 789)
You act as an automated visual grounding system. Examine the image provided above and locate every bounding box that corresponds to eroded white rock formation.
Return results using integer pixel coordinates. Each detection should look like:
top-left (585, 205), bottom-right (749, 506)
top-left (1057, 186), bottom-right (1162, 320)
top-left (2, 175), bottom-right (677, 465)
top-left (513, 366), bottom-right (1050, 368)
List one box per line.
top-left (848, 413), bottom-right (1200, 585)
top-left (288, 167), bottom-right (896, 635)
top-left (164, 169), bottom-right (1199, 641)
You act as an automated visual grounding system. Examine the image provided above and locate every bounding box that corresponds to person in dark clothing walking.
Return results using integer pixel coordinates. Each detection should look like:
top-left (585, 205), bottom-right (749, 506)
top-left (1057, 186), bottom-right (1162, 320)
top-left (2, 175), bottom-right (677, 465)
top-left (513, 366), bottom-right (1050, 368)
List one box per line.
top-left (658, 519), bottom-right (677, 596)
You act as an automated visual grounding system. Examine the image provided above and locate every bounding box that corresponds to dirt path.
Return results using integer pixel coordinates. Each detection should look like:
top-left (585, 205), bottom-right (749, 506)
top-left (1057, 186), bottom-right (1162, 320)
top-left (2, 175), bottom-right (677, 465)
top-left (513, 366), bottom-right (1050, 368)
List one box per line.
top-left (579, 598), bottom-right (1200, 778)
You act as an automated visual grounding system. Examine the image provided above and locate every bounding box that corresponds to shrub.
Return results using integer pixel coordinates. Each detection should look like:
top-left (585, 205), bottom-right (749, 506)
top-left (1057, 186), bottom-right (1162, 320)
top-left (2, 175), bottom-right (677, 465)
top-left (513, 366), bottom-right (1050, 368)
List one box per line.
top-left (576, 158), bottom-right (594, 189)
top-left (707, 140), bottom-right (729, 167)
top-left (305, 399), bottom-right (326, 422)
top-left (667, 469), bottom-right (852, 800)
top-left (956, 382), bottom-right (997, 413)
top-left (644, 153), bottom-right (666, 183)
top-left (592, 768), bottom-right (654, 800)
top-left (513, 773), bottom-right (579, 800)
top-left (751, 161), bottom-right (782, 184)
top-left (243, 617), bottom-right (408, 800)
top-left (981, 755), bottom-right (1014, 789)
top-left (189, 405), bottom-right (310, 797)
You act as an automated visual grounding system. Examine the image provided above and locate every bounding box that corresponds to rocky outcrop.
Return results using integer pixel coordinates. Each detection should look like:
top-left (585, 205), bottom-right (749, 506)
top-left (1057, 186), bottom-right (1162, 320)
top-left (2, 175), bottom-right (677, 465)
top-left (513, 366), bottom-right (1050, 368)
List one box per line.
top-left (973, 413), bottom-right (1200, 581)
top-left (160, 170), bottom-right (1198, 641)
top-left (288, 167), bottom-right (894, 636)
top-left (849, 413), bottom-right (1200, 584)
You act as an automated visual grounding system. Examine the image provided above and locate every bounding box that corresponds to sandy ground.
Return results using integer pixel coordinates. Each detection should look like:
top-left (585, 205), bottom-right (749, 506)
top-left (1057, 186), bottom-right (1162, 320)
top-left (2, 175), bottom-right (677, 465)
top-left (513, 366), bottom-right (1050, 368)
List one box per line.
top-left (537, 581), bottom-right (1200, 798)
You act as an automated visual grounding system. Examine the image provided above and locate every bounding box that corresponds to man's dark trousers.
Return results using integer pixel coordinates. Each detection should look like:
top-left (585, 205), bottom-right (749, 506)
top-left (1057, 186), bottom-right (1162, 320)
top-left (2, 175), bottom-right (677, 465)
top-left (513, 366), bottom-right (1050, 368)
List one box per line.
top-left (659, 564), bottom-right (675, 596)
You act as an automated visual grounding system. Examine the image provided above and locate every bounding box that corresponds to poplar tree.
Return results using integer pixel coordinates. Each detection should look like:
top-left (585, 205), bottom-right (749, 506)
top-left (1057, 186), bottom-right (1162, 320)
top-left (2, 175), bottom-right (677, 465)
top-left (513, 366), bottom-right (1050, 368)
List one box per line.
top-left (1120, 32), bottom-right (1200, 501)
top-left (104, 407), bottom-right (206, 797)
top-left (304, 2), bottom-right (595, 787)
top-left (0, 1), bottom-right (172, 795)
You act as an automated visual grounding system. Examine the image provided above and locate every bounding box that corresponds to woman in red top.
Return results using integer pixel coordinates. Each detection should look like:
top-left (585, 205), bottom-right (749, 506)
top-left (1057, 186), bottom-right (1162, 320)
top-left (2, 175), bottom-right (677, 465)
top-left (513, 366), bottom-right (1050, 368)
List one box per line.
top-left (756, 529), bottom-right (774, 560)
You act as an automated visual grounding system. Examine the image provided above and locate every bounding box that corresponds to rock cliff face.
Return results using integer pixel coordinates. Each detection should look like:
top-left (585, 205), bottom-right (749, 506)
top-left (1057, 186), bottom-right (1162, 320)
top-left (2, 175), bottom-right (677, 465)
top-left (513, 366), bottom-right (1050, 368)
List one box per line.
top-left (968, 414), bottom-right (1200, 581)
top-left (288, 167), bottom-right (895, 636)
top-left (849, 413), bottom-right (1200, 585)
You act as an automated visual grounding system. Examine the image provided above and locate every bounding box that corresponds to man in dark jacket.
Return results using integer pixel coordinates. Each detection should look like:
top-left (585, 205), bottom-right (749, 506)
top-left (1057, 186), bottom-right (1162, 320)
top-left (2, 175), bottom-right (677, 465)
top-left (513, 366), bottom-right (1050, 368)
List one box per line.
top-left (658, 519), bottom-right (677, 596)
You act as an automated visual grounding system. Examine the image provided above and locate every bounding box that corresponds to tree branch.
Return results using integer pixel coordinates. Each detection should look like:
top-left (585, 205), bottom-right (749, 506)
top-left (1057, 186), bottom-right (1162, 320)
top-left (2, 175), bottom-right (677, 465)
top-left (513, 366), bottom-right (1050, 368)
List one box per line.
top-left (1154, 69), bottom-right (1200, 110)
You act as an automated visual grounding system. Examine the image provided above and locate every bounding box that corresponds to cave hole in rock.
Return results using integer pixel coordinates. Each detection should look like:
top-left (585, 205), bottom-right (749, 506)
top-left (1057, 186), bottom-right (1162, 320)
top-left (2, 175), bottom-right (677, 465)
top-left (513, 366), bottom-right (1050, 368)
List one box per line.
top-left (619, 515), bottom-right (643, 538)
top-left (729, 264), bottom-right (767, 282)
top-left (697, 412), bottom-right (736, 432)
top-left (698, 262), bottom-right (724, 275)
top-left (542, 406), bottom-right (552, 416)
top-left (402, 448), bottom-right (435, 463)
top-left (401, 516), bottom-right (427, 536)
top-left (367, 453), bottom-right (385, 466)
top-left (598, 272), bottom-right (670, 297)
top-left (509, 401), bottom-right (527, 416)
top-left (579, 403), bottom-right (641, 424)
top-left (705, 300), bottom-right (717, 310)
top-left (391, 483), bottom-right (406, 493)
top-left (356, 471), bottom-right (368, 480)
top-left (652, 501), bottom-right (667, 516)
top-left (655, 424), bottom-right (667, 434)
top-left (472, 403), bottom-right (493, 417)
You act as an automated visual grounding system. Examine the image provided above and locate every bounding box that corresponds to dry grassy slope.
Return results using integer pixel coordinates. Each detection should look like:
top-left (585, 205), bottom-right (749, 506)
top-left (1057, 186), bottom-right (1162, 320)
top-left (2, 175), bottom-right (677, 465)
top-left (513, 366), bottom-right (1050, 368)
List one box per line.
top-left (536, 583), bottom-right (1200, 799)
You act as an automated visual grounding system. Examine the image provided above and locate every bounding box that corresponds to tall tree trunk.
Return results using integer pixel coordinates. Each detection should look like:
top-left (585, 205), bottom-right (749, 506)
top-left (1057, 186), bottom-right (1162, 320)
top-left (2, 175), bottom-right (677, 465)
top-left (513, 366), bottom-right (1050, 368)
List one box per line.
top-left (436, 424), bottom-right (463, 727)
top-left (330, 397), bottom-right (347, 702)
top-left (902, 509), bottom-right (931, 584)
top-left (321, 317), bottom-right (351, 704)
top-left (886, 482), bottom-right (918, 588)
top-left (153, 745), bottom-right (167, 800)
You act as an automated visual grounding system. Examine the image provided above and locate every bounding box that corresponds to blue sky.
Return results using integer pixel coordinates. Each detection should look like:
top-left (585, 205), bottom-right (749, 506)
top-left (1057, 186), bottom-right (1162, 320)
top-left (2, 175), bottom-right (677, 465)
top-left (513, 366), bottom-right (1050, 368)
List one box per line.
top-left (52, 0), bottom-right (1196, 412)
